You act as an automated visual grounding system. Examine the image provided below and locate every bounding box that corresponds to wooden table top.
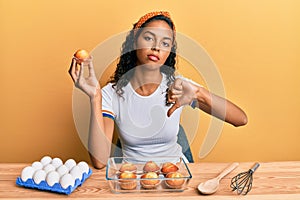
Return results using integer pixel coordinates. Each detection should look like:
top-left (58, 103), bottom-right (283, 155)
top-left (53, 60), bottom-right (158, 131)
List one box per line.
top-left (1, 161), bottom-right (300, 199)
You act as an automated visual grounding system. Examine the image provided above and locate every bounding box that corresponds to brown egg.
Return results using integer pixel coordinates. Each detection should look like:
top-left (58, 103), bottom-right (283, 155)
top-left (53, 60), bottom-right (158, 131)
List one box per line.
top-left (73, 49), bottom-right (90, 64)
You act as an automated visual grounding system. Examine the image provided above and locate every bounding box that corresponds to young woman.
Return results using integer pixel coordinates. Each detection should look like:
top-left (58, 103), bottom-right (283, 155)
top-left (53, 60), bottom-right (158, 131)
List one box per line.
top-left (68, 11), bottom-right (247, 169)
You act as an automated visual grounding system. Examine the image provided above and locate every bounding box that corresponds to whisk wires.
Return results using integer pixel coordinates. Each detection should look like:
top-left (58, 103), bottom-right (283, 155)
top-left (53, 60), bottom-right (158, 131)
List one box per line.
top-left (230, 163), bottom-right (260, 195)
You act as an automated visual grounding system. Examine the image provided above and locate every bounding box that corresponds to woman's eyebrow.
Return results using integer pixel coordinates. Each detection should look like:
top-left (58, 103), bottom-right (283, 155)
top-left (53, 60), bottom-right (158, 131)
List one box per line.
top-left (143, 30), bottom-right (172, 41)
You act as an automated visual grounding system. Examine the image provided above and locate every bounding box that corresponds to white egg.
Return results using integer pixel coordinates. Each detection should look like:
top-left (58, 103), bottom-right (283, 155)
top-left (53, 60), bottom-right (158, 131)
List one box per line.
top-left (77, 161), bottom-right (89, 174)
top-left (33, 169), bottom-right (46, 184)
top-left (43, 164), bottom-right (55, 173)
top-left (56, 165), bottom-right (69, 177)
top-left (46, 171), bottom-right (60, 187)
top-left (64, 159), bottom-right (76, 170)
top-left (21, 166), bottom-right (35, 182)
top-left (40, 156), bottom-right (52, 166)
top-left (60, 173), bottom-right (75, 189)
top-left (32, 161), bottom-right (43, 170)
top-left (70, 166), bottom-right (83, 181)
top-left (51, 157), bottom-right (63, 168)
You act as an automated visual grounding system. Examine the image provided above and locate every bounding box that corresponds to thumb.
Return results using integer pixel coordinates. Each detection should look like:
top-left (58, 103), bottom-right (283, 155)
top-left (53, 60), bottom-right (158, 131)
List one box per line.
top-left (167, 103), bottom-right (180, 117)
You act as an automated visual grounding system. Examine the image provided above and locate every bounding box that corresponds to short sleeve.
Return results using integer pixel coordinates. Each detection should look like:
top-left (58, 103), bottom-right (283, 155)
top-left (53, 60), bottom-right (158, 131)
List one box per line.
top-left (101, 83), bottom-right (116, 120)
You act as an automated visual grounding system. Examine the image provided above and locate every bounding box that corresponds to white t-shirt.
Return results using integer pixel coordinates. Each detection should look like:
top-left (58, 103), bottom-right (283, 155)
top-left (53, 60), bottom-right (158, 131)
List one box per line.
top-left (101, 73), bottom-right (184, 160)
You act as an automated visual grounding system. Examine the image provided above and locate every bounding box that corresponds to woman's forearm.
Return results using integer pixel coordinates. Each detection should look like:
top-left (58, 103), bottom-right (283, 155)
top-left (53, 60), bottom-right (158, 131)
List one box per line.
top-left (88, 92), bottom-right (114, 169)
top-left (195, 86), bottom-right (248, 127)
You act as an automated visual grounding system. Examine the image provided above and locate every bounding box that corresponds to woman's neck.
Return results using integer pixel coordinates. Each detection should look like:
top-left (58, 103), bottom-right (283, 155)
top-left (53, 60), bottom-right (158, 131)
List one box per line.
top-left (130, 68), bottom-right (162, 96)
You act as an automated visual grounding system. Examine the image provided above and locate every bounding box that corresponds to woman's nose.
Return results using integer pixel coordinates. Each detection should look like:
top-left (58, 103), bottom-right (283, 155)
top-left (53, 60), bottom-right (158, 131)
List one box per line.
top-left (151, 42), bottom-right (160, 51)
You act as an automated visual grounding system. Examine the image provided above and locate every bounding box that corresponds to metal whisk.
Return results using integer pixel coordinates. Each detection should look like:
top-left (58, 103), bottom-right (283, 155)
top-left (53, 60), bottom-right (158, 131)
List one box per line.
top-left (230, 163), bottom-right (260, 195)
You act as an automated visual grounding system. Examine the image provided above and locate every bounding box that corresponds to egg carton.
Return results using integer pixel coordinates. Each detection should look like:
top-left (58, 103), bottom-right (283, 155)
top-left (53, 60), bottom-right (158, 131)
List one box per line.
top-left (16, 168), bottom-right (92, 195)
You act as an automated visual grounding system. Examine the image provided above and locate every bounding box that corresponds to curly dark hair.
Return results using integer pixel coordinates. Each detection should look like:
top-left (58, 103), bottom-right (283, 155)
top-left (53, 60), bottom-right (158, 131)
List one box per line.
top-left (110, 15), bottom-right (177, 97)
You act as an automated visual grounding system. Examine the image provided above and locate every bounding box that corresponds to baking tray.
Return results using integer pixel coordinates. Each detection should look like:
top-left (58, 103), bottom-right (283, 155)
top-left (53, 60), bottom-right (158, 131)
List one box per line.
top-left (106, 156), bottom-right (192, 193)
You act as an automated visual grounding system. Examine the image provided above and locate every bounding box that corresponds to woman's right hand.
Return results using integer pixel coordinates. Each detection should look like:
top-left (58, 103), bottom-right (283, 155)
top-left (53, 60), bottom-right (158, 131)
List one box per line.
top-left (68, 58), bottom-right (101, 99)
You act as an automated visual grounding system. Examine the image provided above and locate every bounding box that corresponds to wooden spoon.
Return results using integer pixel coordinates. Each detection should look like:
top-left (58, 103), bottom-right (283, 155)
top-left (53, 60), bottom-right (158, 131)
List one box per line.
top-left (198, 162), bottom-right (239, 195)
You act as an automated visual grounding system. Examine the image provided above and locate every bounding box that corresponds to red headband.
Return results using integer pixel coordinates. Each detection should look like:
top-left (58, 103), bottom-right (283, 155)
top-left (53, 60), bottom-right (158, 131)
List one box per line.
top-left (134, 11), bottom-right (176, 33)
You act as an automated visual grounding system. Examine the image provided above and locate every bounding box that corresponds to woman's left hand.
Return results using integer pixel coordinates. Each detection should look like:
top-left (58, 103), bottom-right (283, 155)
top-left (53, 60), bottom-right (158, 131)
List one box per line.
top-left (167, 77), bottom-right (199, 117)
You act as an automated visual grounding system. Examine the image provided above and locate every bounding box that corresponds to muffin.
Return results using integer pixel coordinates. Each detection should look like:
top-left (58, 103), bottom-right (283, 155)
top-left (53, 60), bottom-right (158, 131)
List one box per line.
top-left (165, 172), bottom-right (185, 189)
top-left (143, 161), bottom-right (160, 174)
top-left (118, 171), bottom-right (137, 190)
top-left (140, 172), bottom-right (161, 189)
top-left (119, 162), bottom-right (137, 173)
top-left (161, 162), bottom-right (179, 175)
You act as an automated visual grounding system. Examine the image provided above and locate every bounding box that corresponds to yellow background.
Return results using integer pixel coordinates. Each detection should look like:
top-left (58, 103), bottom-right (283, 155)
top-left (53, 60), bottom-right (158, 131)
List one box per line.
top-left (1, 0), bottom-right (299, 163)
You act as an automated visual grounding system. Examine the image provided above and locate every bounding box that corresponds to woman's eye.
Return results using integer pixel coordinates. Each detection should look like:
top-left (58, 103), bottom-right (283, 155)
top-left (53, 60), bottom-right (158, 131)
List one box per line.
top-left (162, 42), bottom-right (170, 47)
top-left (144, 36), bottom-right (153, 41)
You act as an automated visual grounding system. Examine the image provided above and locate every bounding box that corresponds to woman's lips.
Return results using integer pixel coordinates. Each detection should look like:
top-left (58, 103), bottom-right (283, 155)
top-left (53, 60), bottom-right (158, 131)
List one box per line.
top-left (148, 54), bottom-right (159, 61)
